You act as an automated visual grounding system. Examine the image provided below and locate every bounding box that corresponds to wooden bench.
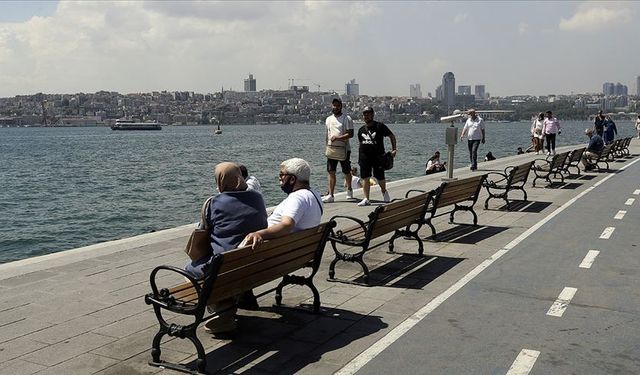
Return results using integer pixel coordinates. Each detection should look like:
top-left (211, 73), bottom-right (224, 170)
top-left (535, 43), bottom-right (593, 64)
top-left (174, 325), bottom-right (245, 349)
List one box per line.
top-left (589, 143), bottom-right (614, 171)
top-left (562, 147), bottom-right (585, 176)
top-left (144, 221), bottom-right (335, 374)
top-left (483, 161), bottom-right (534, 209)
top-left (531, 151), bottom-right (569, 186)
top-left (327, 192), bottom-right (432, 284)
top-left (408, 174), bottom-right (487, 240)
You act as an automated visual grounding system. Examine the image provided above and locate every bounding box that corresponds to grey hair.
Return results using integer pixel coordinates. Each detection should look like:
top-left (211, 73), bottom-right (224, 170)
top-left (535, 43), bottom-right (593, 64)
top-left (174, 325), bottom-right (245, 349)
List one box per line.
top-left (281, 158), bottom-right (311, 182)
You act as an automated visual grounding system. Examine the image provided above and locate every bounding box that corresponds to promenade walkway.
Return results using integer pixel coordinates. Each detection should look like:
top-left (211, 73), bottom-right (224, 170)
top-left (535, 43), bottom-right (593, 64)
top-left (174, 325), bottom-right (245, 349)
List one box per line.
top-left (1, 140), bottom-right (638, 375)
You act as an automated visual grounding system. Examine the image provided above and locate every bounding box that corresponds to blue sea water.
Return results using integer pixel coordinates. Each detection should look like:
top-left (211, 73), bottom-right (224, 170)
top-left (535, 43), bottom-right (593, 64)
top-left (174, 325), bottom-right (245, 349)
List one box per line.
top-left (0, 121), bottom-right (635, 263)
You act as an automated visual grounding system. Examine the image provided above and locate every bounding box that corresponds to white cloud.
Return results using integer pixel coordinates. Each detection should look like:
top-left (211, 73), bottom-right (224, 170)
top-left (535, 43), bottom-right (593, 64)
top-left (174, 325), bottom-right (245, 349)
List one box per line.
top-left (559, 3), bottom-right (633, 32)
top-left (454, 13), bottom-right (468, 24)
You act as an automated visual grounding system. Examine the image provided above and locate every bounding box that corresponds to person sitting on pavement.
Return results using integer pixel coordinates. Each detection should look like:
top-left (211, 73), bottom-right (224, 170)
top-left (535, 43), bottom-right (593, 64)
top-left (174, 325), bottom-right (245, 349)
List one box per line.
top-left (239, 164), bottom-right (262, 193)
top-left (184, 162), bottom-right (268, 335)
top-left (581, 128), bottom-right (604, 170)
top-left (484, 151), bottom-right (496, 161)
top-left (425, 151), bottom-right (446, 175)
top-left (242, 158), bottom-right (323, 249)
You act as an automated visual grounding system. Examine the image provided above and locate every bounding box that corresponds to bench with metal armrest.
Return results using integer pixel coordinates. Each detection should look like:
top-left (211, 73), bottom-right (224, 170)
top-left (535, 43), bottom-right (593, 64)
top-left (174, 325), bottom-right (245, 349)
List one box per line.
top-left (483, 161), bottom-right (534, 209)
top-left (532, 151), bottom-right (570, 186)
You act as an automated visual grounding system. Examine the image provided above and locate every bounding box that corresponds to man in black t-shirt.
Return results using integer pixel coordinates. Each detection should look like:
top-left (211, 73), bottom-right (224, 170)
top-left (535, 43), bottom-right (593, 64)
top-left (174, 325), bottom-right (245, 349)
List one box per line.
top-left (593, 110), bottom-right (605, 137)
top-left (356, 106), bottom-right (397, 206)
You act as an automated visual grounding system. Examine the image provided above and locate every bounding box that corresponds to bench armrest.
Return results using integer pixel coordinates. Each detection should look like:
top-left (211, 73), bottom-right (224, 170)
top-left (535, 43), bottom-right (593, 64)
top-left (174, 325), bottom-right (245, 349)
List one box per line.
top-left (484, 172), bottom-right (508, 187)
top-left (405, 189), bottom-right (427, 198)
top-left (329, 215), bottom-right (368, 245)
top-left (145, 265), bottom-right (203, 311)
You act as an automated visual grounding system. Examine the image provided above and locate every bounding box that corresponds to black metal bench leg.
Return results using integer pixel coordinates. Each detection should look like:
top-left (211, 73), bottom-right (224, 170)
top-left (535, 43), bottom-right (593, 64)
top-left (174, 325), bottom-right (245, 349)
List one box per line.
top-left (484, 196), bottom-right (491, 209)
top-left (328, 256), bottom-right (340, 280)
top-left (150, 327), bottom-right (166, 364)
top-left (187, 332), bottom-right (207, 374)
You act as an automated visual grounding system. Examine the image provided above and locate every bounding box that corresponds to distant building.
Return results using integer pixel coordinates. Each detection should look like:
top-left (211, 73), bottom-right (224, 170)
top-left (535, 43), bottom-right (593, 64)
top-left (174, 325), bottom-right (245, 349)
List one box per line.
top-left (637, 75), bottom-right (640, 96)
top-left (409, 83), bottom-right (422, 98)
top-left (602, 81), bottom-right (627, 96)
top-left (435, 85), bottom-right (443, 101)
top-left (345, 79), bottom-right (359, 96)
top-left (442, 72), bottom-right (455, 108)
top-left (614, 82), bottom-right (627, 96)
top-left (458, 85), bottom-right (471, 95)
top-left (603, 82), bottom-right (614, 96)
top-left (474, 85), bottom-right (486, 99)
top-left (244, 74), bottom-right (257, 92)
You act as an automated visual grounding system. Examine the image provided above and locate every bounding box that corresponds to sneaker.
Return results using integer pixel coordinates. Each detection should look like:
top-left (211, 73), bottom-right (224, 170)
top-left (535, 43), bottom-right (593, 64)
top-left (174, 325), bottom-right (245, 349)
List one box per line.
top-left (346, 189), bottom-right (353, 200)
top-left (546, 151), bottom-right (551, 156)
top-left (204, 314), bottom-right (237, 335)
top-left (321, 195), bottom-right (334, 203)
top-left (382, 191), bottom-right (390, 203)
top-left (551, 151), bottom-right (556, 156)
top-left (357, 198), bottom-right (370, 206)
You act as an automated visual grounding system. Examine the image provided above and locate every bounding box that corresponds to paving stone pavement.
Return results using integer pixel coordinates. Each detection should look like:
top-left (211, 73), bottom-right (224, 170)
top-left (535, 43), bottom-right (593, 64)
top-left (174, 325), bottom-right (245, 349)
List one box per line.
top-left (0, 141), bottom-right (638, 374)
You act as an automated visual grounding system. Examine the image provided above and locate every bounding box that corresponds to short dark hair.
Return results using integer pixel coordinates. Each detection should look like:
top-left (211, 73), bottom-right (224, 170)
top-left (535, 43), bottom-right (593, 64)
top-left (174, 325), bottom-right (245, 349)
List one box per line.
top-left (332, 98), bottom-right (342, 104)
top-left (238, 164), bottom-right (248, 179)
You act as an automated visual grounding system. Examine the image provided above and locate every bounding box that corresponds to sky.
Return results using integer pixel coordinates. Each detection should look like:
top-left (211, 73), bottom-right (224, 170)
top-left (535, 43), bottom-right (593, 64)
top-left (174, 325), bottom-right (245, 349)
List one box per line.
top-left (0, 1), bottom-right (639, 98)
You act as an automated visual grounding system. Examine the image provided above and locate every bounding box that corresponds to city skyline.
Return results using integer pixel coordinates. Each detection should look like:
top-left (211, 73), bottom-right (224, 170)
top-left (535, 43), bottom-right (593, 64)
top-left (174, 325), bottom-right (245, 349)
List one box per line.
top-left (0, 1), bottom-right (639, 98)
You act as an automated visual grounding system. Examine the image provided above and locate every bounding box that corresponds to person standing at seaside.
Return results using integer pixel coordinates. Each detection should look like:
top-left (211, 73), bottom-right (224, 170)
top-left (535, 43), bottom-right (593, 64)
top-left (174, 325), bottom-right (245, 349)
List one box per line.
top-left (530, 112), bottom-right (545, 154)
top-left (322, 98), bottom-right (354, 203)
top-left (594, 110), bottom-right (606, 137)
top-left (356, 106), bottom-right (397, 206)
top-left (460, 109), bottom-right (485, 171)
top-left (636, 114), bottom-right (640, 139)
top-left (543, 110), bottom-right (561, 156)
top-left (603, 116), bottom-right (617, 144)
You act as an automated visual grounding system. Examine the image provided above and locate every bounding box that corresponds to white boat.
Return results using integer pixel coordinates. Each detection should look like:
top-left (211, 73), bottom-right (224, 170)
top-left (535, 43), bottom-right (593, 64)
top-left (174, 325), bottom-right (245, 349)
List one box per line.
top-left (111, 118), bottom-right (162, 131)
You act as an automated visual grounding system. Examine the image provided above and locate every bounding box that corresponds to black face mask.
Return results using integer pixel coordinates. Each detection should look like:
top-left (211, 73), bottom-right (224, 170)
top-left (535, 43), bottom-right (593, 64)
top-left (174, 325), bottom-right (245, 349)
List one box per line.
top-left (280, 176), bottom-right (295, 194)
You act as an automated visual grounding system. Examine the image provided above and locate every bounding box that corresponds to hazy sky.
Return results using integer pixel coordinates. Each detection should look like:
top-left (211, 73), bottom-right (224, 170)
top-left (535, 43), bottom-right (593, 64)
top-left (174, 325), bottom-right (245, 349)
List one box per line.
top-left (1, 1), bottom-right (639, 98)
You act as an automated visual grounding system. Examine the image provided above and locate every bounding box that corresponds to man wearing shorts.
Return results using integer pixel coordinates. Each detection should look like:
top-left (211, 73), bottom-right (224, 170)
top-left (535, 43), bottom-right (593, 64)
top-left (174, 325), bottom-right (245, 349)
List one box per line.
top-left (322, 98), bottom-right (354, 203)
top-left (356, 106), bottom-right (397, 206)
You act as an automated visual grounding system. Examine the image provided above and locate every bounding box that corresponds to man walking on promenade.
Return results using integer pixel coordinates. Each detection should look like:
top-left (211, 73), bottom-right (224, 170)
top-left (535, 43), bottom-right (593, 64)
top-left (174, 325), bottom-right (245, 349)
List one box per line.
top-left (322, 98), bottom-right (354, 203)
top-left (460, 109), bottom-right (485, 171)
top-left (594, 110), bottom-right (606, 137)
top-left (356, 106), bottom-right (397, 206)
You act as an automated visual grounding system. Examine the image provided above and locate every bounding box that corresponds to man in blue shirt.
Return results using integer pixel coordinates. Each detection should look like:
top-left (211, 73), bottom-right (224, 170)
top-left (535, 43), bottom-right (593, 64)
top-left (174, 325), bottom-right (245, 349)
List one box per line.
top-left (581, 128), bottom-right (604, 170)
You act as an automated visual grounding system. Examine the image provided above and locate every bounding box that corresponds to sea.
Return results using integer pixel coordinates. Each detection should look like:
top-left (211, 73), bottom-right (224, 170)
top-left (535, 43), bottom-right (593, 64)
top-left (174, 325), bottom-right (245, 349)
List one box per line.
top-left (1, 121), bottom-right (636, 263)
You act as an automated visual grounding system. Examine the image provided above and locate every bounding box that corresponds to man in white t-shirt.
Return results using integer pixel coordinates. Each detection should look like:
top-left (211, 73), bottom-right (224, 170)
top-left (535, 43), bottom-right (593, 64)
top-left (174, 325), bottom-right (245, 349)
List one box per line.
top-left (460, 109), bottom-right (485, 171)
top-left (242, 158), bottom-right (323, 248)
top-left (322, 98), bottom-right (354, 203)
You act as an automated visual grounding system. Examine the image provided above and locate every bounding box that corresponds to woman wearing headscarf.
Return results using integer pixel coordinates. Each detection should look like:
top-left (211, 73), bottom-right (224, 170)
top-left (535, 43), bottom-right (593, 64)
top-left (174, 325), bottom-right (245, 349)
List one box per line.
top-left (185, 162), bottom-right (267, 334)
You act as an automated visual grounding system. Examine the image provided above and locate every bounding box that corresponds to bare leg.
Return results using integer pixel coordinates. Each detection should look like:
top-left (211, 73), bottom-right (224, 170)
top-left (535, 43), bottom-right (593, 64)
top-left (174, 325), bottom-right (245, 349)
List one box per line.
top-left (379, 179), bottom-right (387, 194)
top-left (362, 178), bottom-right (371, 200)
top-left (344, 172), bottom-right (352, 191)
top-left (327, 171), bottom-right (336, 196)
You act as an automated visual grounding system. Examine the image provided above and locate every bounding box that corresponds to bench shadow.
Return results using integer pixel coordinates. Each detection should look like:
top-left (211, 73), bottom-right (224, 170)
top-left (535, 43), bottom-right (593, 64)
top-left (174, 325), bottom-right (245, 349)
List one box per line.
top-left (573, 174), bottom-right (596, 180)
top-left (424, 224), bottom-right (508, 243)
top-left (195, 308), bottom-right (388, 374)
top-left (559, 182), bottom-right (583, 190)
top-left (493, 200), bottom-right (552, 213)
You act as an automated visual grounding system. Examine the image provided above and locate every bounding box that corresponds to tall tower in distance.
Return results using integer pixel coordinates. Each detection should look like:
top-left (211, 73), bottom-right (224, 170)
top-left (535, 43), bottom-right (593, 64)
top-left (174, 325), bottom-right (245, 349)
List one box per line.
top-left (409, 84), bottom-right (422, 98)
top-left (244, 74), bottom-right (256, 92)
top-left (474, 85), bottom-right (486, 99)
top-left (636, 75), bottom-right (640, 96)
top-left (442, 72), bottom-right (455, 108)
top-left (345, 79), bottom-right (359, 96)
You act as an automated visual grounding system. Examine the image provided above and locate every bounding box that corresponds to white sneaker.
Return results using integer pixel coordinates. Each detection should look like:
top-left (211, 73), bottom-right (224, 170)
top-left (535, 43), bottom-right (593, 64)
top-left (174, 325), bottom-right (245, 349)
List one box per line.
top-left (382, 191), bottom-right (390, 203)
top-left (357, 198), bottom-right (370, 206)
top-left (546, 151), bottom-right (551, 156)
top-left (346, 189), bottom-right (353, 200)
top-left (551, 151), bottom-right (556, 156)
top-left (321, 195), bottom-right (334, 203)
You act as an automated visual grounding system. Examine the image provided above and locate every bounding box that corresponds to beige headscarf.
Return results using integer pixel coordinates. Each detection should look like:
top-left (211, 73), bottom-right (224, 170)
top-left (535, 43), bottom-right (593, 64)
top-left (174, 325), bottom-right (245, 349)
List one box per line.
top-left (214, 162), bottom-right (247, 192)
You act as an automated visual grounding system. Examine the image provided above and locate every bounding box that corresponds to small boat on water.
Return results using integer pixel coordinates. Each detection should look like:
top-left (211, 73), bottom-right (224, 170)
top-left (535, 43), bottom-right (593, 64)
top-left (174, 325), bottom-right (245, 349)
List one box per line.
top-left (111, 118), bottom-right (162, 131)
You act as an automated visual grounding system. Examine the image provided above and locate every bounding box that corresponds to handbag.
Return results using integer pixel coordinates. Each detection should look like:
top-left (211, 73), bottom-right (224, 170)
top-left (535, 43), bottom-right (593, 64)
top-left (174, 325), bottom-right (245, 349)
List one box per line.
top-left (382, 151), bottom-right (394, 170)
top-left (184, 197), bottom-right (213, 261)
top-left (325, 141), bottom-right (347, 161)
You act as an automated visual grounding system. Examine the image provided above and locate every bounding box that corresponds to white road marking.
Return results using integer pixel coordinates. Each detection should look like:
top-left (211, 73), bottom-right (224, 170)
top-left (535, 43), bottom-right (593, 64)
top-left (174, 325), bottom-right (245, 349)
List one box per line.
top-left (579, 250), bottom-right (600, 269)
top-left (614, 210), bottom-right (626, 220)
top-left (625, 198), bottom-right (635, 206)
top-left (334, 158), bottom-right (640, 375)
top-left (633, 189), bottom-right (640, 195)
top-left (600, 227), bottom-right (615, 239)
top-left (547, 287), bottom-right (578, 317)
top-left (506, 349), bottom-right (540, 375)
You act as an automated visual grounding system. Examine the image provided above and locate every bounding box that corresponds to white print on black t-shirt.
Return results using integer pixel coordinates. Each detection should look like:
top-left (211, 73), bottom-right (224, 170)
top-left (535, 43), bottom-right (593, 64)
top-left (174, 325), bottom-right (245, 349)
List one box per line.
top-left (361, 131), bottom-right (376, 145)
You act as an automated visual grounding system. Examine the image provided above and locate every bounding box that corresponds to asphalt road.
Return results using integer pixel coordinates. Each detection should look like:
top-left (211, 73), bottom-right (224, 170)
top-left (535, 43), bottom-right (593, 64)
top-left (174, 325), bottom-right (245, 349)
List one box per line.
top-left (352, 158), bottom-right (640, 374)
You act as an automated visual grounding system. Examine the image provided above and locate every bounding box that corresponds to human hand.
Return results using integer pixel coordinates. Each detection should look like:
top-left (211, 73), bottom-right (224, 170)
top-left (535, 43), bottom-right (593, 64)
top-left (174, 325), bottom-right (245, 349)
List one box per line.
top-left (481, 139), bottom-right (485, 144)
top-left (391, 150), bottom-right (397, 157)
top-left (330, 135), bottom-right (338, 142)
top-left (241, 232), bottom-right (264, 250)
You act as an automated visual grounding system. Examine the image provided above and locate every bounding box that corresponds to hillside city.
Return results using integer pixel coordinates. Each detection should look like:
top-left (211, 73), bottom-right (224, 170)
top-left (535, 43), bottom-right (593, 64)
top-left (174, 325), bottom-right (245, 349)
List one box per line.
top-left (1, 73), bottom-right (639, 127)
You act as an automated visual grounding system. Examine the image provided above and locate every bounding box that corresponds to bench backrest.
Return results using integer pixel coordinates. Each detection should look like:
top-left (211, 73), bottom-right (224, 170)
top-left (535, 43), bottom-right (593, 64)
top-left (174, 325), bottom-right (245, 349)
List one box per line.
top-left (509, 161), bottom-right (534, 185)
top-left (549, 151), bottom-right (569, 170)
top-left (567, 148), bottom-right (585, 163)
top-left (432, 174), bottom-right (487, 210)
top-left (166, 221), bottom-right (335, 307)
top-left (367, 191), bottom-right (432, 240)
top-left (597, 144), bottom-right (613, 160)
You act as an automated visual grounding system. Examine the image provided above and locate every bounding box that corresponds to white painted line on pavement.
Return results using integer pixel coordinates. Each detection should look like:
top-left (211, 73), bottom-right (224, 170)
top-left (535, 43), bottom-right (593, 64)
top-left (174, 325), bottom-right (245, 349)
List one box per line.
top-left (506, 349), bottom-right (540, 375)
top-left (614, 210), bottom-right (626, 220)
top-left (547, 287), bottom-right (578, 317)
top-left (579, 250), bottom-right (600, 269)
top-left (599, 227), bottom-right (615, 239)
top-left (335, 157), bottom-right (640, 375)
top-left (634, 189), bottom-right (640, 195)
top-left (625, 198), bottom-right (635, 206)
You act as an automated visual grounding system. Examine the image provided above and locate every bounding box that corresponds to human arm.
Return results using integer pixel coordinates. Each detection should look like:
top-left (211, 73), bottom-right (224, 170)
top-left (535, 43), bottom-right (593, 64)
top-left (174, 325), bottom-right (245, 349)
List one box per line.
top-left (481, 129), bottom-right (486, 144)
top-left (242, 216), bottom-right (295, 249)
top-left (388, 131), bottom-right (397, 157)
top-left (331, 129), bottom-right (353, 142)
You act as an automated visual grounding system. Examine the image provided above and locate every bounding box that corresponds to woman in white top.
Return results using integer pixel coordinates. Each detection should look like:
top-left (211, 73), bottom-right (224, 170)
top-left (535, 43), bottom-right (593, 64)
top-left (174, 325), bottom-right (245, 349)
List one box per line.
top-left (530, 113), bottom-right (545, 154)
top-left (425, 151), bottom-right (446, 175)
top-left (635, 114), bottom-right (640, 139)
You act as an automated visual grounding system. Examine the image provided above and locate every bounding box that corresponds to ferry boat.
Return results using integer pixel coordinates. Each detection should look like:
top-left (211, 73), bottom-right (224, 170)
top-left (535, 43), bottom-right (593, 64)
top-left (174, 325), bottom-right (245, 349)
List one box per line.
top-left (111, 118), bottom-right (162, 131)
